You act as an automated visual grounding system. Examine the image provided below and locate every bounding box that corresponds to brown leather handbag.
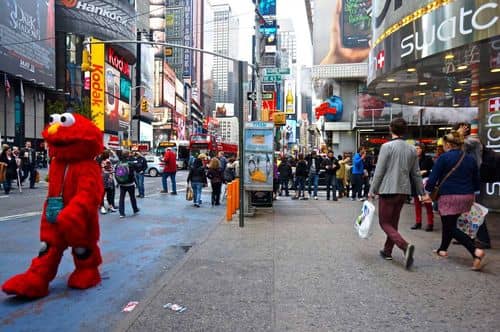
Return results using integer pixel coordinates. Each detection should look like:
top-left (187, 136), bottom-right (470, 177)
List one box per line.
top-left (430, 153), bottom-right (465, 201)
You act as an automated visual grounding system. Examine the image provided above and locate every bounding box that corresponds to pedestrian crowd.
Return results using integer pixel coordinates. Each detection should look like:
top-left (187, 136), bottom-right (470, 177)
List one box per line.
top-left (0, 141), bottom-right (40, 194)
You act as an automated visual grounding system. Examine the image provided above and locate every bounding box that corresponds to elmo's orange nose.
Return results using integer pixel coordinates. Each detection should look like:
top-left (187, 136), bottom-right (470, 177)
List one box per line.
top-left (48, 123), bottom-right (61, 135)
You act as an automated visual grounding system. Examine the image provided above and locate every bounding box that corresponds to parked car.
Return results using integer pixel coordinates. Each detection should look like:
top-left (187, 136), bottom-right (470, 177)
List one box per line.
top-left (145, 155), bottom-right (164, 177)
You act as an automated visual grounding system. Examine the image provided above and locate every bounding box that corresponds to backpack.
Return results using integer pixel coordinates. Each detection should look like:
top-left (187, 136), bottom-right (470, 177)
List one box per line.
top-left (296, 160), bottom-right (308, 177)
top-left (480, 147), bottom-right (500, 183)
top-left (223, 166), bottom-right (235, 182)
top-left (115, 162), bottom-right (131, 184)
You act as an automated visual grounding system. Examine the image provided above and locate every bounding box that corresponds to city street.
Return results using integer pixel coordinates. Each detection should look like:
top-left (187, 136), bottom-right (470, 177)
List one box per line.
top-left (0, 170), bottom-right (227, 331)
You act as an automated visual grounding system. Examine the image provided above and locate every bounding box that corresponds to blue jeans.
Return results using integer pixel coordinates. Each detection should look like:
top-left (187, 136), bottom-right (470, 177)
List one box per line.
top-left (135, 172), bottom-right (145, 197)
top-left (162, 172), bottom-right (177, 193)
top-left (3, 179), bottom-right (12, 194)
top-left (296, 176), bottom-right (305, 197)
top-left (308, 173), bottom-right (319, 197)
top-left (325, 174), bottom-right (337, 200)
top-left (191, 182), bottom-right (203, 205)
top-left (279, 178), bottom-right (289, 195)
top-left (351, 174), bottom-right (363, 199)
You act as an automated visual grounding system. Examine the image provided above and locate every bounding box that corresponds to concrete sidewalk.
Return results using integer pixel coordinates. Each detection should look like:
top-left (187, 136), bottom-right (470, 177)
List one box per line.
top-left (116, 197), bottom-right (500, 332)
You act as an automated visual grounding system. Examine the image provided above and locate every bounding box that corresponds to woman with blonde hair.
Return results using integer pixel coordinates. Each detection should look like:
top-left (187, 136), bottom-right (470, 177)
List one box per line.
top-left (425, 131), bottom-right (484, 270)
top-left (207, 157), bottom-right (223, 206)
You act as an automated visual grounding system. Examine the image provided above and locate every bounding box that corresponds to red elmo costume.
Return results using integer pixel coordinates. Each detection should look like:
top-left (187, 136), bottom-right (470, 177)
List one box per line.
top-left (2, 113), bottom-right (104, 298)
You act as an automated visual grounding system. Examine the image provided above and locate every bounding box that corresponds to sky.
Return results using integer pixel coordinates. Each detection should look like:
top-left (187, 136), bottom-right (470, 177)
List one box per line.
top-left (203, 0), bottom-right (313, 79)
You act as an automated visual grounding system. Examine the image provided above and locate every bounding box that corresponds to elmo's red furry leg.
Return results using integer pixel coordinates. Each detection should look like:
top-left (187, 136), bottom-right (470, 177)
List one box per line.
top-left (2, 243), bottom-right (64, 298)
top-left (67, 244), bottom-right (102, 289)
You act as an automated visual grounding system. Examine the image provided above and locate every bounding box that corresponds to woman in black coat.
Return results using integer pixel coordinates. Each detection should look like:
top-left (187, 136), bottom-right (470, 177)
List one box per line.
top-left (0, 146), bottom-right (19, 194)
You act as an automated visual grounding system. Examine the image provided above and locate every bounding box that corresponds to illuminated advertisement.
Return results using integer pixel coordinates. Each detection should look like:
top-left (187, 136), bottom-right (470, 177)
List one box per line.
top-left (55, 0), bottom-right (136, 59)
top-left (283, 79), bottom-right (296, 114)
top-left (259, 0), bottom-right (276, 16)
top-left (183, 0), bottom-right (193, 77)
top-left (104, 50), bottom-right (131, 133)
top-left (90, 37), bottom-right (105, 130)
top-left (0, 0), bottom-right (56, 87)
top-left (140, 44), bottom-right (155, 113)
top-left (368, 0), bottom-right (500, 84)
top-left (314, 0), bottom-right (372, 65)
top-left (285, 119), bottom-right (297, 144)
top-left (244, 122), bottom-right (274, 190)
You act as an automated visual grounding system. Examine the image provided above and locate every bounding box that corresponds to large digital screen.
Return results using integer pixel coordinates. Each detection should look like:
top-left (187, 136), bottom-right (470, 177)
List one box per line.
top-left (0, 0), bottom-right (55, 87)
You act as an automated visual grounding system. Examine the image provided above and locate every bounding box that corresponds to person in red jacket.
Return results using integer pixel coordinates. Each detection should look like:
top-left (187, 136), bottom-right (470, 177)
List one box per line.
top-left (161, 147), bottom-right (177, 194)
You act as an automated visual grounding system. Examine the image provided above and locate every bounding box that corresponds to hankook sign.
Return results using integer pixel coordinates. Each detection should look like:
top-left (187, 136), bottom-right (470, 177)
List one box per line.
top-left (55, 0), bottom-right (136, 62)
top-left (368, 0), bottom-right (500, 84)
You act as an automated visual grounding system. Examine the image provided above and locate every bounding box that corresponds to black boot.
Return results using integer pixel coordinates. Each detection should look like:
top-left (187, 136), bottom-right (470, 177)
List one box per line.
top-left (410, 223), bottom-right (422, 230)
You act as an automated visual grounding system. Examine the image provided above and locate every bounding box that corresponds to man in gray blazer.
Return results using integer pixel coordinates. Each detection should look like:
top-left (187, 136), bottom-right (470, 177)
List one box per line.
top-left (369, 118), bottom-right (430, 270)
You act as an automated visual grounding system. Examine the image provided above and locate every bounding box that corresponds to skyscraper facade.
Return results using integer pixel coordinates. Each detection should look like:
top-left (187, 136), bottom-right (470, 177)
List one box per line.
top-left (211, 4), bottom-right (238, 105)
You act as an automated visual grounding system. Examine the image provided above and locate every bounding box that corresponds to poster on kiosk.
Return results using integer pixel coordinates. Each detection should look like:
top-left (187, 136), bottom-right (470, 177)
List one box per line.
top-left (244, 122), bottom-right (274, 191)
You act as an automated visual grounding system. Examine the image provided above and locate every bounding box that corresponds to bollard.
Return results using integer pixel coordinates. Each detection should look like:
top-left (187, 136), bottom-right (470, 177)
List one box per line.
top-left (232, 180), bottom-right (238, 214)
top-left (231, 180), bottom-right (236, 214)
top-left (226, 182), bottom-right (233, 222)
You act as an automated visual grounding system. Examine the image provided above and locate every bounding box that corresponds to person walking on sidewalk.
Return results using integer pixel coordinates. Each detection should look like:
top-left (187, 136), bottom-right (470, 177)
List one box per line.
top-left (206, 157), bottom-right (223, 206)
top-left (132, 151), bottom-right (148, 198)
top-left (278, 156), bottom-right (292, 196)
top-left (115, 150), bottom-right (140, 218)
top-left (293, 154), bottom-right (308, 200)
top-left (455, 122), bottom-right (491, 249)
top-left (187, 156), bottom-right (207, 207)
top-left (351, 146), bottom-right (366, 201)
top-left (161, 147), bottom-right (177, 195)
top-left (337, 155), bottom-right (350, 198)
top-left (321, 150), bottom-right (340, 201)
top-left (21, 141), bottom-right (37, 189)
top-left (425, 131), bottom-right (485, 271)
top-left (0, 145), bottom-right (18, 195)
top-left (410, 143), bottom-right (434, 231)
top-left (369, 118), bottom-right (426, 270)
top-left (307, 151), bottom-right (322, 200)
top-left (100, 151), bottom-right (117, 214)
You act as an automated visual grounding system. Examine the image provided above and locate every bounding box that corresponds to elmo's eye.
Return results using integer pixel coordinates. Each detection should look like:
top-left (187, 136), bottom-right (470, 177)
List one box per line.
top-left (60, 113), bottom-right (76, 127)
top-left (49, 114), bottom-right (61, 125)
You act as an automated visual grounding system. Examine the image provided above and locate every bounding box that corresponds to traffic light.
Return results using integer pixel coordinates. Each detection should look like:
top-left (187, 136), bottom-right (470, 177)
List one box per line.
top-left (140, 98), bottom-right (148, 112)
top-left (81, 48), bottom-right (92, 72)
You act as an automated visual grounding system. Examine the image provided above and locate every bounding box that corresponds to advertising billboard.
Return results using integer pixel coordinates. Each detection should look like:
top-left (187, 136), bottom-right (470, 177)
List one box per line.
top-left (183, 0), bottom-right (193, 78)
top-left (259, 0), bottom-right (276, 17)
top-left (140, 44), bottom-right (154, 114)
top-left (55, 0), bottom-right (136, 60)
top-left (215, 103), bottom-right (235, 117)
top-left (90, 38), bottom-right (105, 130)
top-left (368, 0), bottom-right (500, 84)
top-left (104, 48), bottom-right (131, 133)
top-left (285, 119), bottom-right (297, 144)
top-left (283, 79), bottom-right (296, 114)
top-left (163, 62), bottom-right (176, 107)
top-left (313, 0), bottom-right (372, 65)
top-left (244, 121), bottom-right (274, 191)
top-left (0, 0), bottom-right (56, 87)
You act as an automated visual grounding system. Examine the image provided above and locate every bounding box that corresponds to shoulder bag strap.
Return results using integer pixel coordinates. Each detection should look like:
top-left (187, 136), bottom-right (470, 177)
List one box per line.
top-left (60, 165), bottom-right (69, 197)
top-left (437, 152), bottom-right (465, 188)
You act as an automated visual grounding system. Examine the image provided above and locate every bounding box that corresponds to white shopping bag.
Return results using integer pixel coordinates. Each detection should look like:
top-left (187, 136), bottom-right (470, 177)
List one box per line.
top-left (354, 200), bottom-right (376, 239)
top-left (457, 203), bottom-right (488, 239)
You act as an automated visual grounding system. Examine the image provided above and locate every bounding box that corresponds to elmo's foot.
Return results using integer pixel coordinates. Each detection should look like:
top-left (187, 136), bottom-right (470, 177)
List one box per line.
top-left (2, 272), bottom-right (49, 298)
top-left (67, 268), bottom-right (101, 289)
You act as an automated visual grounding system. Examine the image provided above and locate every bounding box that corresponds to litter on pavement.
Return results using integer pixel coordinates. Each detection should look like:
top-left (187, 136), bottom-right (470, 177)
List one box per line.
top-left (122, 301), bottom-right (139, 312)
top-left (163, 303), bottom-right (187, 313)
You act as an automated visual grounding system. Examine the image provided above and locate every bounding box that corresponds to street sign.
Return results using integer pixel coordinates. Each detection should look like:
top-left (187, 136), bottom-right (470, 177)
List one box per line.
top-left (262, 74), bottom-right (282, 83)
top-left (247, 91), bottom-right (257, 101)
top-left (263, 68), bottom-right (290, 75)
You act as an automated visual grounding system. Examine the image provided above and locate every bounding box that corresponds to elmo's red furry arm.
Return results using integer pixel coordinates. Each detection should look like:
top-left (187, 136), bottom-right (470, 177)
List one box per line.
top-left (57, 160), bottom-right (104, 246)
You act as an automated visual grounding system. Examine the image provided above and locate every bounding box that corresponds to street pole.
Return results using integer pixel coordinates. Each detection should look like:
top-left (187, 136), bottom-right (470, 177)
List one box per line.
top-left (254, 1), bottom-right (262, 121)
top-left (237, 61), bottom-right (246, 227)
